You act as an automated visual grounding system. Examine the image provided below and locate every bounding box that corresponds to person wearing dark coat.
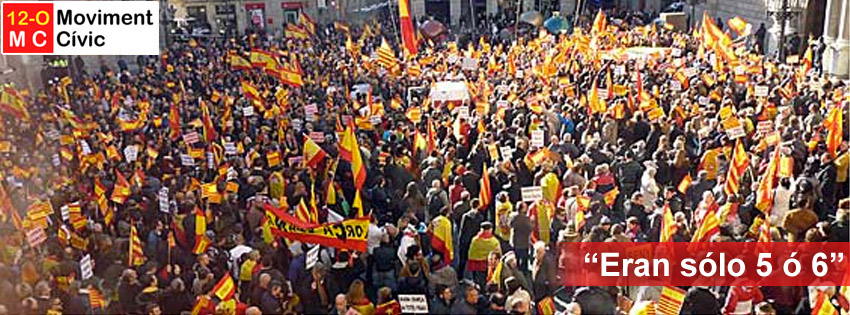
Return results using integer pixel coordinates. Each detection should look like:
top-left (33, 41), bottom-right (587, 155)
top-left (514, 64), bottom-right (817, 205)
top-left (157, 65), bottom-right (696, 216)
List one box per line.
top-left (260, 282), bottom-right (283, 314)
top-left (531, 243), bottom-right (558, 299)
top-left (681, 286), bottom-right (722, 315)
top-left (160, 279), bottom-right (192, 315)
top-left (625, 193), bottom-right (649, 232)
top-left (816, 153), bottom-right (838, 220)
top-left (64, 285), bottom-right (91, 315)
top-left (458, 201), bottom-right (485, 276)
top-left (573, 286), bottom-right (617, 315)
top-left (451, 285), bottom-right (480, 315)
top-left (118, 270), bottom-right (142, 314)
top-left (429, 285), bottom-right (453, 314)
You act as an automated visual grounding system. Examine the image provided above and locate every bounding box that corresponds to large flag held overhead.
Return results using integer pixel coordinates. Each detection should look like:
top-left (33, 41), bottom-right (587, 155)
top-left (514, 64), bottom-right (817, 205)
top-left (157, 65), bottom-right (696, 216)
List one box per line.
top-left (398, 0), bottom-right (418, 56)
top-left (0, 85), bottom-right (29, 121)
top-left (377, 38), bottom-right (399, 69)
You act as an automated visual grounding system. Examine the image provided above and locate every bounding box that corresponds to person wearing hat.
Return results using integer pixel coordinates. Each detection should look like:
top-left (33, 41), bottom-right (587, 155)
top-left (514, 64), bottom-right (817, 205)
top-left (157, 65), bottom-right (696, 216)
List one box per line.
top-left (467, 222), bottom-right (500, 287)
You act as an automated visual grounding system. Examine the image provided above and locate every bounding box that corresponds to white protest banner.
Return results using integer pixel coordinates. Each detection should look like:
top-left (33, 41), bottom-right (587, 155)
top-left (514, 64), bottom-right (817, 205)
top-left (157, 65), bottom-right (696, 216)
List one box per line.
top-left (124, 145), bottom-right (139, 162)
top-left (698, 96), bottom-right (710, 105)
top-left (462, 57), bottom-right (479, 70)
top-left (521, 186), bottom-right (544, 202)
top-left (670, 81), bottom-right (682, 91)
top-left (159, 188), bottom-right (170, 213)
top-left (80, 254), bottom-right (93, 280)
top-left (726, 126), bottom-right (746, 139)
top-left (61, 205), bottom-right (70, 221)
top-left (80, 140), bottom-right (91, 155)
top-left (496, 100), bottom-right (509, 108)
top-left (306, 245), bottom-right (321, 270)
top-left (531, 130), bottom-right (545, 148)
top-left (291, 119), bottom-right (303, 131)
top-left (224, 142), bottom-right (237, 155)
top-left (242, 106), bottom-right (255, 117)
top-left (180, 154), bottom-right (195, 167)
top-left (52, 154), bottom-right (61, 166)
top-left (497, 85), bottom-right (510, 94)
top-left (456, 106), bottom-right (469, 120)
top-left (671, 48), bottom-right (682, 57)
top-left (683, 67), bottom-right (697, 78)
top-left (370, 115), bottom-right (382, 125)
top-left (183, 132), bottom-right (200, 145)
top-left (757, 121), bottom-right (774, 134)
top-left (754, 85), bottom-right (769, 97)
top-left (398, 295), bottom-right (429, 314)
top-left (207, 152), bottom-right (215, 168)
top-left (446, 55), bottom-right (459, 64)
top-left (309, 132), bottom-right (325, 143)
top-left (27, 227), bottom-right (47, 247)
top-left (614, 65), bottom-right (626, 76)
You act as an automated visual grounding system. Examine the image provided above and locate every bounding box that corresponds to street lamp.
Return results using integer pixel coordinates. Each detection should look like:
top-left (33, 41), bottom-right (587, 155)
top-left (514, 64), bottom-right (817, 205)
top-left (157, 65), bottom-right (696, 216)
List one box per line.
top-left (766, 0), bottom-right (805, 62)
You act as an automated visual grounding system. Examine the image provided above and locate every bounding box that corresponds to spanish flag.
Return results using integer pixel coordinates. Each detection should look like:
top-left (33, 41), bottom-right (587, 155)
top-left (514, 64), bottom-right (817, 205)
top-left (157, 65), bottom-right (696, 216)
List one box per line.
top-left (353, 189), bottom-right (364, 218)
top-left (299, 11), bottom-right (316, 35)
top-left (339, 122), bottom-right (367, 190)
top-left (111, 170), bottom-right (131, 204)
top-left (192, 208), bottom-right (207, 254)
top-left (302, 135), bottom-right (327, 168)
top-left (429, 214), bottom-right (453, 264)
top-left (0, 85), bottom-right (29, 121)
top-left (285, 24), bottom-right (309, 39)
top-left (212, 273), bottom-right (236, 301)
top-left (169, 103), bottom-right (181, 140)
top-left (810, 290), bottom-right (839, 315)
top-left (241, 81), bottom-right (262, 104)
top-left (727, 16), bottom-right (748, 36)
top-left (200, 100), bottom-right (216, 142)
top-left (229, 54), bottom-right (251, 70)
top-left (659, 204), bottom-right (677, 242)
top-left (824, 104), bottom-right (843, 157)
top-left (755, 146), bottom-right (780, 211)
top-left (398, 0), bottom-right (418, 56)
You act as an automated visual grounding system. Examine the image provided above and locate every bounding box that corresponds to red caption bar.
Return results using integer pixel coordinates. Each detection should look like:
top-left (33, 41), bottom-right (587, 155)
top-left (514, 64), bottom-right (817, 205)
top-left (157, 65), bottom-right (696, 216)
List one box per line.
top-left (558, 242), bottom-right (850, 286)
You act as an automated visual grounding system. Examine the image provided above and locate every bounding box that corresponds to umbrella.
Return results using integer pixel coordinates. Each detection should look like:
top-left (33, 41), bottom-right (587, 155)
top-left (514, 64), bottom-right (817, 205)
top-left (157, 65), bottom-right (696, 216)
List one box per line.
top-left (519, 11), bottom-right (544, 27)
top-left (419, 20), bottom-right (447, 39)
top-left (543, 15), bottom-right (570, 34)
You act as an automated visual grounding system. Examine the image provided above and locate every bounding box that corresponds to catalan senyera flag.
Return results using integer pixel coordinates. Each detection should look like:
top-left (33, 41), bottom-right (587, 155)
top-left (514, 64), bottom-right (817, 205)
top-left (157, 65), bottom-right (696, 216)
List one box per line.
top-left (591, 9), bottom-right (607, 35)
top-left (296, 197), bottom-right (316, 223)
top-left (825, 104), bottom-right (843, 157)
top-left (398, 0), bottom-right (418, 56)
top-left (111, 170), bottom-right (131, 204)
top-left (302, 134), bottom-right (327, 168)
top-left (657, 286), bottom-right (686, 314)
top-left (723, 140), bottom-right (749, 196)
top-left (660, 204), bottom-right (677, 242)
top-left (129, 223), bottom-right (145, 266)
top-left (480, 164), bottom-right (492, 208)
top-left (339, 122), bottom-right (366, 190)
top-left (690, 208), bottom-right (720, 244)
top-left (537, 297), bottom-right (556, 315)
top-left (211, 273), bottom-right (236, 301)
top-left (200, 100), bottom-right (216, 142)
top-left (377, 38), bottom-right (399, 69)
top-left (353, 189), bottom-right (364, 217)
top-left (799, 44), bottom-right (813, 79)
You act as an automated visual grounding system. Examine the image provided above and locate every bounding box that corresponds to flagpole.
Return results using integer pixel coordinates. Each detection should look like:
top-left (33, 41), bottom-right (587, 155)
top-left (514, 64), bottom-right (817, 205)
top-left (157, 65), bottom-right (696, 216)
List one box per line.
top-left (388, 0), bottom-right (402, 48)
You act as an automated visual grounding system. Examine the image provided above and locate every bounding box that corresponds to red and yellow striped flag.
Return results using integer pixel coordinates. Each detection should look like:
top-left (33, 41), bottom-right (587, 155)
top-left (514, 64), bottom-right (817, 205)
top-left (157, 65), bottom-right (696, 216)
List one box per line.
top-left (339, 122), bottom-right (366, 190)
top-left (657, 286), bottom-right (686, 314)
top-left (110, 170), bottom-right (131, 204)
top-left (129, 223), bottom-right (145, 266)
top-left (398, 0), bottom-right (418, 56)
top-left (724, 140), bottom-right (749, 196)
top-left (660, 204), bottom-right (677, 242)
top-left (212, 273), bottom-right (236, 301)
top-left (677, 174), bottom-right (692, 194)
top-left (480, 164), bottom-right (492, 209)
top-left (302, 135), bottom-right (327, 168)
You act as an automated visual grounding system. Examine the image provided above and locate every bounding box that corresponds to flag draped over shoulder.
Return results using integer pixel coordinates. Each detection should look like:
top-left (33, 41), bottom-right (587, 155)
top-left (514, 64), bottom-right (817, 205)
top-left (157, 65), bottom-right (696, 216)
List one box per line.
top-left (690, 207), bottom-right (720, 244)
top-left (429, 215), bottom-right (453, 264)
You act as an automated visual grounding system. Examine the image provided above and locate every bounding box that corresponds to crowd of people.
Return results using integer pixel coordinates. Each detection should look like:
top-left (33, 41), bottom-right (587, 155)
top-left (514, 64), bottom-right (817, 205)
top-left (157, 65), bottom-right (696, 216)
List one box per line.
top-left (0, 5), bottom-right (847, 315)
